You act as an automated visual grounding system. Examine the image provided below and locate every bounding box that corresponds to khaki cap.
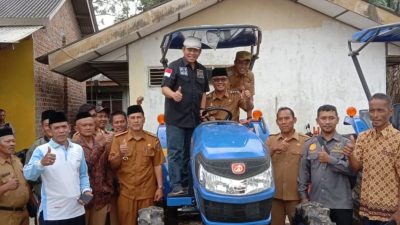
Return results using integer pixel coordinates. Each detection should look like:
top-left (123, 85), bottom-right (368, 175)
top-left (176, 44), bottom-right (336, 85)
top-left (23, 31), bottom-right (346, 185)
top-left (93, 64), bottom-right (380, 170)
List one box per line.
top-left (235, 51), bottom-right (252, 61)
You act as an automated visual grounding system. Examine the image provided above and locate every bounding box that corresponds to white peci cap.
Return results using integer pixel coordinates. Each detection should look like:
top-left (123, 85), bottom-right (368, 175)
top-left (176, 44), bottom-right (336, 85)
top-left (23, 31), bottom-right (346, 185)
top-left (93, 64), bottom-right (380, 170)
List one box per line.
top-left (183, 36), bottom-right (202, 49)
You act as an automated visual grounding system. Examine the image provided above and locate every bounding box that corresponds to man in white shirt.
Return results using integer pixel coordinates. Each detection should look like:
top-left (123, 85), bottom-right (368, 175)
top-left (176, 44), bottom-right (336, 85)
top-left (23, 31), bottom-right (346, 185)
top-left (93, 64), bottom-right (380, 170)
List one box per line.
top-left (24, 111), bottom-right (92, 225)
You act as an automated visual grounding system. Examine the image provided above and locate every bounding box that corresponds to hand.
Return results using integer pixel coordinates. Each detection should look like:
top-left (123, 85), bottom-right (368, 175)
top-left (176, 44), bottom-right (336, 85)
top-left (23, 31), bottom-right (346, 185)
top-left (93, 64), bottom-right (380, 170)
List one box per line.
top-left (273, 138), bottom-right (289, 154)
top-left (241, 90), bottom-right (251, 100)
top-left (343, 135), bottom-right (356, 156)
top-left (78, 191), bottom-right (93, 205)
top-left (119, 139), bottom-right (128, 156)
top-left (105, 133), bottom-right (113, 145)
top-left (318, 149), bottom-right (330, 163)
top-left (136, 96), bottom-right (144, 105)
top-left (154, 188), bottom-right (163, 202)
top-left (41, 147), bottom-right (56, 166)
top-left (392, 210), bottom-right (400, 225)
top-left (95, 133), bottom-right (107, 147)
top-left (4, 176), bottom-right (19, 191)
top-left (172, 86), bottom-right (183, 102)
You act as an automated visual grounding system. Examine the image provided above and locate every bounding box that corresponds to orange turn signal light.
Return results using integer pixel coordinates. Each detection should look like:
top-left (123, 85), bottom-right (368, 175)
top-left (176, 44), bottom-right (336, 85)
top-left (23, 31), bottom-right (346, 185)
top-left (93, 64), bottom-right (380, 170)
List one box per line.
top-left (157, 114), bottom-right (165, 125)
top-left (252, 109), bottom-right (263, 120)
top-left (346, 107), bottom-right (357, 117)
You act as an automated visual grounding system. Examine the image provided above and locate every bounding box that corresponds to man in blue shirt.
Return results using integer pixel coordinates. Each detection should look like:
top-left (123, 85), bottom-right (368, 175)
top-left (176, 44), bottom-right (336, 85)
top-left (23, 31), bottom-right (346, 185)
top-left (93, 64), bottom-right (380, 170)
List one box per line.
top-left (24, 111), bottom-right (92, 225)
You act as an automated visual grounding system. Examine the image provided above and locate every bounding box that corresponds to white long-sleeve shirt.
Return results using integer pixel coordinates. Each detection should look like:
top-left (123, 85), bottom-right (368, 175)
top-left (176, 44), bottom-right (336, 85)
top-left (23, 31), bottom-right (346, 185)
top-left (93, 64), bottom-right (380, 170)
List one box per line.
top-left (24, 139), bottom-right (91, 221)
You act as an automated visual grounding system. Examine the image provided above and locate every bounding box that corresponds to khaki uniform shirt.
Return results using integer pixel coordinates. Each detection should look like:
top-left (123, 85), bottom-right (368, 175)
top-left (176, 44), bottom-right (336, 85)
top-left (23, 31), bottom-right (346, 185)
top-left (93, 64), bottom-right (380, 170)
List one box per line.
top-left (0, 155), bottom-right (29, 208)
top-left (266, 132), bottom-right (308, 201)
top-left (205, 90), bottom-right (253, 122)
top-left (109, 130), bottom-right (165, 200)
top-left (227, 66), bottom-right (255, 96)
top-left (354, 125), bottom-right (400, 221)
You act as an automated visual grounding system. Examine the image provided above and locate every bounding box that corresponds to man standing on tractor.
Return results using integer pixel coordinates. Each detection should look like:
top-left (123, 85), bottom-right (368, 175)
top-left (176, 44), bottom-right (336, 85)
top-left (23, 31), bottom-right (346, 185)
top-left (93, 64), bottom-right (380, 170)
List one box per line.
top-left (205, 67), bottom-right (253, 122)
top-left (227, 51), bottom-right (255, 121)
top-left (161, 36), bottom-right (209, 196)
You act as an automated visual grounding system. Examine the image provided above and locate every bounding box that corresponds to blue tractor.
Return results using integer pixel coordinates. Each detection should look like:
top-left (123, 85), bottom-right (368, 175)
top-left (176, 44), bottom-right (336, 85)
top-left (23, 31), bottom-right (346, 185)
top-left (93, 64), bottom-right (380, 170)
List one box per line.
top-left (345, 23), bottom-right (400, 135)
top-left (157, 25), bottom-right (275, 225)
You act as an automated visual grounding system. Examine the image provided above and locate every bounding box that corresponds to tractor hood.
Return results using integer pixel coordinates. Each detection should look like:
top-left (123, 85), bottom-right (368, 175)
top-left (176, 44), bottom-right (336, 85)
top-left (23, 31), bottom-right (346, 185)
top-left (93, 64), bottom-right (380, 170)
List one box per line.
top-left (192, 121), bottom-right (268, 160)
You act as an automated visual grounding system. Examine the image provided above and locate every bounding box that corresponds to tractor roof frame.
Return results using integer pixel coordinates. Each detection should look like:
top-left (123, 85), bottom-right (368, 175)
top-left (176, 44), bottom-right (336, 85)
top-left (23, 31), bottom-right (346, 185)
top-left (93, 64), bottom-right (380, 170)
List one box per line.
top-left (160, 24), bottom-right (262, 69)
top-left (349, 22), bottom-right (400, 101)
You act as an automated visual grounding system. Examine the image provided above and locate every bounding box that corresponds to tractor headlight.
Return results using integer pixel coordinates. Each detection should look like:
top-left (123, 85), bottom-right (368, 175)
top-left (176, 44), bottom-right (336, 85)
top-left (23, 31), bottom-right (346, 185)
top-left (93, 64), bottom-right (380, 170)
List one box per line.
top-left (198, 163), bottom-right (273, 196)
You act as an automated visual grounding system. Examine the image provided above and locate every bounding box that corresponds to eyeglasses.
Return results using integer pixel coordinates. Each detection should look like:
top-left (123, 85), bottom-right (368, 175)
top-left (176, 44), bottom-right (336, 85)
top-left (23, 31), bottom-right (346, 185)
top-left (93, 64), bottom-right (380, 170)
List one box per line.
top-left (212, 77), bottom-right (228, 83)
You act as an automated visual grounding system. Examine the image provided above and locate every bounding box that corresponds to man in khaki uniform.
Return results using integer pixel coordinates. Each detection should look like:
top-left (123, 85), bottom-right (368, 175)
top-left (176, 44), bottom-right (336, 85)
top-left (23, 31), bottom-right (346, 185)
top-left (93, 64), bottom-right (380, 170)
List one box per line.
top-left (109, 105), bottom-right (165, 225)
top-left (266, 107), bottom-right (308, 225)
top-left (205, 68), bottom-right (253, 122)
top-left (227, 51), bottom-right (255, 120)
top-left (0, 127), bottom-right (29, 225)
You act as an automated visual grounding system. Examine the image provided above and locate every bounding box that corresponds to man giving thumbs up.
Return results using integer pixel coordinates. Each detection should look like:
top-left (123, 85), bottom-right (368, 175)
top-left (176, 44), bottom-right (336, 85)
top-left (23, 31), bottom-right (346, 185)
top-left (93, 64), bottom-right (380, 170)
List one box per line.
top-left (24, 111), bottom-right (91, 225)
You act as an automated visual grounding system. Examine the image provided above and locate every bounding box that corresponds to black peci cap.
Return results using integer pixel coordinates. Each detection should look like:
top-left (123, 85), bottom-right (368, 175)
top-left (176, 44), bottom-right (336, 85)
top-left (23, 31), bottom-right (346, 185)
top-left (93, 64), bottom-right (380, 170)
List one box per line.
top-left (75, 112), bottom-right (92, 122)
top-left (41, 110), bottom-right (56, 122)
top-left (49, 111), bottom-right (68, 125)
top-left (211, 68), bottom-right (228, 78)
top-left (0, 127), bottom-right (13, 137)
top-left (127, 105), bottom-right (144, 116)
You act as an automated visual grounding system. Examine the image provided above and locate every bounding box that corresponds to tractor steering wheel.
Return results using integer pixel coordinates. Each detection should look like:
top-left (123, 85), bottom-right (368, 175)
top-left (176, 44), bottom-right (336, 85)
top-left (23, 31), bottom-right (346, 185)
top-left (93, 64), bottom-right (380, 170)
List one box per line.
top-left (201, 107), bottom-right (233, 121)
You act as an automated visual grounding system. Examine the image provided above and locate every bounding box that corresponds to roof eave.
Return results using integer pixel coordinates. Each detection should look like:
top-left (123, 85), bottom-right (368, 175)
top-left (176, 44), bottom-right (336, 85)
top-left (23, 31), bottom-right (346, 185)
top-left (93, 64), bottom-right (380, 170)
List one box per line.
top-left (46, 0), bottom-right (221, 73)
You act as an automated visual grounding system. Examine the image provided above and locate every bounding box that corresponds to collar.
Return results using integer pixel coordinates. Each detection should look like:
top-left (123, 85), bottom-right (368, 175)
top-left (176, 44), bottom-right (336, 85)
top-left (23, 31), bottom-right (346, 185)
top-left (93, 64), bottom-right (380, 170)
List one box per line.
top-left (44, 136), bottom-right (50, 142)
top-left (181, 57), bottom-right (197, 68)
top-left (277, 130), bottom-right (299, 141)
top-left (211, 91), bottom-right (229, 101)
top-left (126, 129), bottom-right (146, 142)
top-left (49, 139), bottom-right (73, 149)
top-left (321, 132), bottom-right (342, 142)
top-left (77, 136), bottom-right (95, 149)
top-left (0, 156), bottom-right (12, 165)
top-left (372, 124), bottom-right (394, 137)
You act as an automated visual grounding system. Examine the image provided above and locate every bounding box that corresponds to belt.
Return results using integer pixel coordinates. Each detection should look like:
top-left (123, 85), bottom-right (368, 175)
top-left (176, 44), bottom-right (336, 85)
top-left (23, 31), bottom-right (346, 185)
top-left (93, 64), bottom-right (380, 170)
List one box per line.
top-left (0, 206), bottom-right (25, 211)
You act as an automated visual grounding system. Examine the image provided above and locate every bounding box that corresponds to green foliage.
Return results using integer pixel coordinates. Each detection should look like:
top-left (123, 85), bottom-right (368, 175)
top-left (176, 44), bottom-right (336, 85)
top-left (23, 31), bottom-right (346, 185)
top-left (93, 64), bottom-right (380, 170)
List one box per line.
top-left (137, 0), bottom-right (166, 11)
top-left (368, 0), bottom-right (400, 14)
top-left (92, 0), bottom-right (167, 25)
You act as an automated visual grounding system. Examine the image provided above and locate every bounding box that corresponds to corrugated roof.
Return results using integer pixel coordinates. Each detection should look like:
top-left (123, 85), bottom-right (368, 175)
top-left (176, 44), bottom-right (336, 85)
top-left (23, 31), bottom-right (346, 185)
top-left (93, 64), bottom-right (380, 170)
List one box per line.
top-left (0, 26), bottom-right (43, 43)
top-left (0, 0), bottom-right (63, 18)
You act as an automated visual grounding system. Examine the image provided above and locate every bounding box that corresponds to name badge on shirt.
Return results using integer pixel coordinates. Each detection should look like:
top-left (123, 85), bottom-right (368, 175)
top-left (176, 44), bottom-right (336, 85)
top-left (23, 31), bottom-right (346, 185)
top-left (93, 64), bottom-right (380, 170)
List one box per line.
top-left (197, 69), bottom-right (204, 79)
top-left (179, 67), bottom-right (188, 76)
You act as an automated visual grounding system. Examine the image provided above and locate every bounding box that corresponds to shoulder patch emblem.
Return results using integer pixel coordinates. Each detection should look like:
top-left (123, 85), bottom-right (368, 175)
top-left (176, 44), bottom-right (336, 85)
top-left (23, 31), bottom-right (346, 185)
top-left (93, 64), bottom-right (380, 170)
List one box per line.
top-left (164, 68), bottom-right (172, 77)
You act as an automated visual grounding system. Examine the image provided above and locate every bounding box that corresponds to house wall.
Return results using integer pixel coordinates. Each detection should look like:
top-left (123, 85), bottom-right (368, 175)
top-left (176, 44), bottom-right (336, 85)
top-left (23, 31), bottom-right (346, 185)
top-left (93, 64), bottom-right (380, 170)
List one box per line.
top-left (0, 39), bottom-right (36, 150)
top-left (128, 0), bottom-right (390, 134)
top-left (32, 0), bottom-right (86, 136)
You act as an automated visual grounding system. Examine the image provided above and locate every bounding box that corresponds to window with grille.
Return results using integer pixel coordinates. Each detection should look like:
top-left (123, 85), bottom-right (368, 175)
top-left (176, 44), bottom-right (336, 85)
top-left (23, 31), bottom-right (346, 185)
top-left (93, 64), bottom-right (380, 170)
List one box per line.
top-left (148, 68), bottom-right (165, 87)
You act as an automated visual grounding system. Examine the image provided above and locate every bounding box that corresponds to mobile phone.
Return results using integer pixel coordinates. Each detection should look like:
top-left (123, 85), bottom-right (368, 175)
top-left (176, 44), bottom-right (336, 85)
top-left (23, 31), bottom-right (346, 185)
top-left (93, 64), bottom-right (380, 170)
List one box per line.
top-left (78, 193), bottom-right (93, 204)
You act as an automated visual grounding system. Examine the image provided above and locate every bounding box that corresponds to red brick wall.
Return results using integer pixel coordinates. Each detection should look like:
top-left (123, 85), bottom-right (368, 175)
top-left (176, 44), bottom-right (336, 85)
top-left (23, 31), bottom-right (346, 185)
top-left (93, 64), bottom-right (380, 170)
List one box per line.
top-left (33, 0), bottom-right (87, 136)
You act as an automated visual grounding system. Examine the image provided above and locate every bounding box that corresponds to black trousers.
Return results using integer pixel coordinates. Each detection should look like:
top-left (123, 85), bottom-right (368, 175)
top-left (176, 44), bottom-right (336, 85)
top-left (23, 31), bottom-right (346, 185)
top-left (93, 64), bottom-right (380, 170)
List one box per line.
top-left (330, 209), bottom-right (353, 225)
top-left (39, 212), bottom-right (85, 225)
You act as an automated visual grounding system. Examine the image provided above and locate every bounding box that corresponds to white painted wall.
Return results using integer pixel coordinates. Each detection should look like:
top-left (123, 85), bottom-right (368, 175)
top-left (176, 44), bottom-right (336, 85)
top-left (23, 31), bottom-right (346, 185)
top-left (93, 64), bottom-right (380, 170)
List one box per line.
top-left (128, 0), bottom-right (393, 134)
